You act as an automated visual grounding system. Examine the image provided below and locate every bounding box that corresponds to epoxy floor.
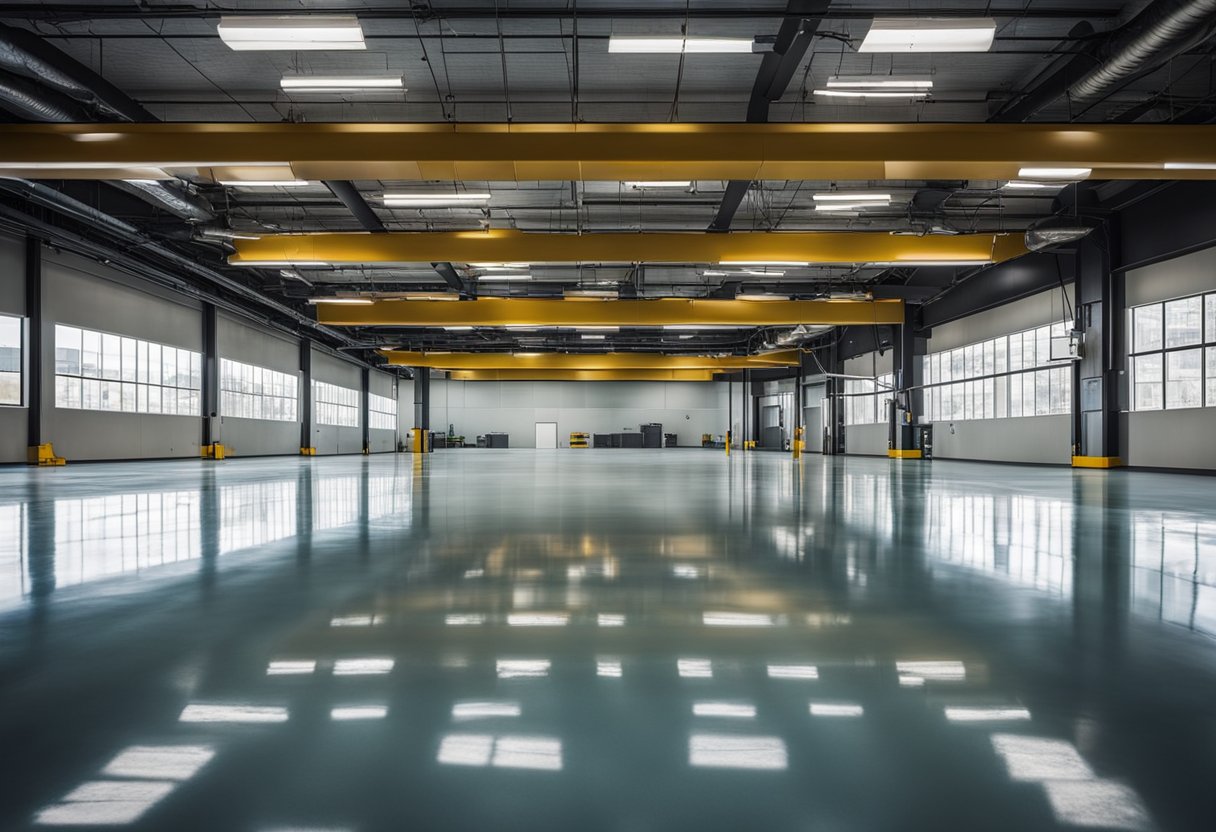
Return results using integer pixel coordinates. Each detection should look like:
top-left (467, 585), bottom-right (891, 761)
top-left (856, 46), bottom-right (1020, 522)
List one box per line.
top-left (1, 450), bottom-right (1215, 831)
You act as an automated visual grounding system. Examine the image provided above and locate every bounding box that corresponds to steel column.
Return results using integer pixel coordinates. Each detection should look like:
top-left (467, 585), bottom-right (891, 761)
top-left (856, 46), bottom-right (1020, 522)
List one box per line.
top-left (24, 235), bottom-right (41, 450)
top-left (201, 303), bottom-right (218, 447)
top-left (299, 340), bottom-right (314, 453)
top-left (1073, 225), bottom-right (1123, 465)
top-left (360, 367), bottom-right (370, 454)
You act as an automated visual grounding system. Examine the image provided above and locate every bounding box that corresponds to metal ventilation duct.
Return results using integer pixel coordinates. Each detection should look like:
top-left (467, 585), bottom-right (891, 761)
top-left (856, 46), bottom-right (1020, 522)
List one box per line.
top-left (0, 67), bottom-right (90, 121)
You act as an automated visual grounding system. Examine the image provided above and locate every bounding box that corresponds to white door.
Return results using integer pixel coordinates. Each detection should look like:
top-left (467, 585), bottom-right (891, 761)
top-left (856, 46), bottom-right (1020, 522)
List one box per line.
top-left (535, 422), bottom-right (558, 449)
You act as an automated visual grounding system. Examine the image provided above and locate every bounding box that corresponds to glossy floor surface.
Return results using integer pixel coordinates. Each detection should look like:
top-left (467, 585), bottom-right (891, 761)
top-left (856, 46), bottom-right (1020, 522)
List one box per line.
top-left (2, 450), bottom-right (1215, 831)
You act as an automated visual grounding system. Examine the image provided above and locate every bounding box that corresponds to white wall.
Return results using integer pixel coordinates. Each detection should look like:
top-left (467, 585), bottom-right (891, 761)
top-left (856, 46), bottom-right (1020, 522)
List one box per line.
top-left (310, 348), bottom-right (363, 455)
top-left (923, 286), bottom-right (1075, 465)
top-left (216, 313), bottom-right (301, 457)
top-left (431, 379), bottom-right (728, 448)
top-left (1122, 245), bottom-right (1216, 469)
top-left (0, 234), bottom-right (26, 463)
top-left (42, 251), bottom-right (204, 461)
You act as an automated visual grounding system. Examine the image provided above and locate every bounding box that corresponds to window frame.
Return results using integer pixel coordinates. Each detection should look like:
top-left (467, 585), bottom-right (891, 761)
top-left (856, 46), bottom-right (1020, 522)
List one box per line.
top-left (1129, 292), bottom-right (1216, 413)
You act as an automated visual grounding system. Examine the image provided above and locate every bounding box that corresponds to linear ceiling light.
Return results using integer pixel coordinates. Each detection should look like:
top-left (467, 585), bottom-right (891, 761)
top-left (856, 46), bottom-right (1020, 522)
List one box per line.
top-left (869, 260), bottom-right (991, 267)
top-left (476, 273), bottom-right (532, 281)
top-left (469, 262), bottom-right (528, 269)
top-left (306, 297), bottom-right (373, 304)
top-left (1017, 167), bottom-right (1092, 180)
top-left (236, 260), bottom-right (329, 267)
top-left (1002, 180), bottom-right (1066, 190)
top-left (443, 326), bottom-right (474, 331)
top-left (281, 75), bottom-right (403, 92)
top-left (814, 204), bottom-right (877, 212)
top-left (815, 77), bottom-right (933, 99)
top-left (813, 193), bottom-right (892, 202)
top-left (1164, 162), bottom-right (1216, 170)
top-left (608, 37), bottom-right (755, 54)
top-left (736, 293), bottom-right (790, 301)
top-left (219, 179), bottom-right (311, 187)
top-left (719, 261), bottom-right (809, 267)
top-left (859, 18), bottom-right (996, 53)
top-left (625, 181), bottom-right (692, 188)
top-left (581, 334), bottom-right (607, 340)
top-left (383, 192), bottom-right (492, 207)
top-left (217, 16), bottom-right (366, 51)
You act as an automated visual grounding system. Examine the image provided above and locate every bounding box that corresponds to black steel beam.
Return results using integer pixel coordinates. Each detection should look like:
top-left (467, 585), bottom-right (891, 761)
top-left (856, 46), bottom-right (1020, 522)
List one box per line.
top-left (431, 261), bottom-right (472, 297)
top-left (918, 252), bottom-right (1075, 331)
top-left (1116, 181), bottom-right (1216, 271)
top-left (0, 4), bottom-right (1120, 20)
top-left (323, 180), bottom-right (386, 233)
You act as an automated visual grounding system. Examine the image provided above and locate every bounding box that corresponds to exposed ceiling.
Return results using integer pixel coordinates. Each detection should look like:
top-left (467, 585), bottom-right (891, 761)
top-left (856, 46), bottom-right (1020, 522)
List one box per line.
top-left (0, 0), bottom-right (1214, 364)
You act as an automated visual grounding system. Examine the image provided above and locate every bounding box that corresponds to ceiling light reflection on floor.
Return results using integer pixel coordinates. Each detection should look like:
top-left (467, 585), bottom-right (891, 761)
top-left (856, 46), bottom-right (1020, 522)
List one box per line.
top-left (597, 613), bottom-right (626, 627)
top-left (678, 659), bottom-right (713, 678)
top-left (693, 702), bottom-right (756, 719)
top-left (445, 613), bottom-right (485, 626)
top-left (507, 613), bottom-right (569, 627)
top-left (597, 659), bottom-right (623, 678)
top-left (703, 611), bottom-right (776, 627)
top-left (437, 734), bottom-right (563, 770)
top-left (332, 658), bottom-right (394, 676)
top-left (101, 745), bottom-right (215, 781)
top-left (35, 780), bottom-right (177, 826)
top-left (452, 701), bottom-right (522, 721)
top-left (767, 664), bottom-right (819, 680)
top-left (895, 660), bottom-right (966, 682)
top-left (496, 659), bottom-right (551, 679)
top-left (945, 706), bottom-right (1031, 722)
top-left (179, 704), bottom-right (289, 723)
top-left (810, 702), bottom-right (864, 717)
top-left (330, 705), bottom-right (388, 721)
top-left (689, 734), bottom-right (788, 770)
top-left (330, 614), bottom-right (378, 627)
top-left (267, 660), bottom-right (316, 676)
top-left (991, 735), bottom-right (1093, 781)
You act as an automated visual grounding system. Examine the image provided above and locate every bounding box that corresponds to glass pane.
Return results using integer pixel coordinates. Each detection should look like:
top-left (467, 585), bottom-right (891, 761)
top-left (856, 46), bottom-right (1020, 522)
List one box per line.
top-left (1133, 304), bottom-right (1163, 353)
top-left (994, 335), bottom-right (1008, 375)
top-left (1207, 295), bottom-right (1216, 344)
top-left (1035, 327), bottom-right (1050, 368)
top-left (1035, 370), bottom-right (1050, 416)
top-left (55, 324), bottom-right (81, 376)
top-left (81, 329), bottom-right (100, 378)
top-left (121, 381), bottom-right (137, 412)
top-left (101, 333), bottom-right (121, 380)
top-left (190, 352), bottom-right (201, 390)
top-left (82, 378), bottom-right (100, 410)
top-left (162, 346), bottom-right (176, 387)
top-left (147, 343), bottom-right (161, 385)
top-left (136, 341), bottom-right (148, 384)
top-left (1208, 348), bottom-right (1216, 407)
top-left (1165, 348), bottom-right (1202, 409)
top-left (1133, 354), bottom-right (1163, 411)
top-left (1165, 297), bottom-right (1202, 348)
top-left (120, 338), bottom-right (137, 382)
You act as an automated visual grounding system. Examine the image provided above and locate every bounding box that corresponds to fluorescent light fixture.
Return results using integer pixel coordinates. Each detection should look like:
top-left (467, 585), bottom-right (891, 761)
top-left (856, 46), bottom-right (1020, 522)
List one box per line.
top-left (102, 745), bottom-right (215, 781)
top-left (402, 292), bottom-right (461, 301)
top-left (945, 706), bottom-right (1031, 722)
top-left (814, 192), bottom-right (892, 202)
top-left (869, 260), bottom-right (991, 267)
top-left (810, 702), bottom-right (864, 717)
top-left (514, 352), bottom-right (542, 357)
top-left (860, 18), bottom-right (996, 53)
top-left (266, 660), bottom-right (316, 676)
top-left (826, 77), bottom-right (932, 90)
top-left (219, 179), bottom-right (310, 187)
top-left (565, 289), bottom-right (619, 298)
top-left (453, 701), bottom-right (522, 721)
top-left (702, 611), bottom-right (775, 627)
top-left (506, 613), bottom-right (569, 627)
top-left (693, 702), bottom-right (756, 719)
top-left (217, 15), bottom-right (366, 51)
top-left (689, 734), bottom-right (788, 770)
top-left (678, 658), bottom-right (713, 678)
top-left (477, 273), bottom-right (532, 281)
top-left (767, 664), bottom-right (819, 680)
top-left (1002, 180), bottom-right (1066, 190)
top-left (496, 659), bottom-right (550, 679)
top-left (736, 293), bottom-right (789, 301)
top-left (69, 132), bottom-right (123, 142)
top-left (238, 261), bottom-right (330, 268)
top-left (678, 334), bottom-right (695, 339)
top-left (333, 657), bottom-right (394, 676)
top-left (306, 297), bottom-right (372, 304)
top-left (608, 36), bottom-right (754, 54)
top-left (815, 203), bottom-right (878, 211)
top-left (814, 88), bottom-right (930, 99)
top-left (331, 705), bottom-right (388, 721)
top-left (580, 326), bottom-right (620, 331)
top-left (383, 192), bottom-right (491, 206)
top-left (179, 704), bottom-right (289, 724)
top-left (281, 75), bottom-right (403, 92)
top-left (582, 334), bottom-right (607, 340)
top-left (469, 262), bottom-right (528, 269)
top-left (1164, 161), bottom-right (1216, 170)
top-left (625, 180), bottom-right (691, 188)
top-left (597, 659), bottom-right (623, 678)
top-left (597, 613), bottom-right (626, 626)
top-left (719, 260), bottom-right (808, 267)
top-left (443, 326), bottom-right (475, 331)
top-left (663, 325), bottom-right (749, 331)
top-left (1017, 166), bottom-right (1092, 180)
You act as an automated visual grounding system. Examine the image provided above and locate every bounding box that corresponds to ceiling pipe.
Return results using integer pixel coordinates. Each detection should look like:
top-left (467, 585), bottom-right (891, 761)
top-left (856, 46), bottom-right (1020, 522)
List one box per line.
top-left (0, 25), bottom-right (214, 223)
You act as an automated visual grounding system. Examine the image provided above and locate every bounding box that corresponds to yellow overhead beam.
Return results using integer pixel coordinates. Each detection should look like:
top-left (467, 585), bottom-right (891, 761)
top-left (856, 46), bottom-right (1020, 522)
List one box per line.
top-left (448, 369), bottom-right (719, 382)
top-left (315, 297), bottom-right (903, 327)
top-left (1, 122), bottom-right (1215, 180)
top-left (382, 350), bottom-right (801, 371)
top-left (230, 230), bottom-right (1027, 267)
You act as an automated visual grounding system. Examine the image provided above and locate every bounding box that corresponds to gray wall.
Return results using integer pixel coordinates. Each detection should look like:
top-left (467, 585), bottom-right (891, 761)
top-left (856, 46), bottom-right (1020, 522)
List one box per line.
top-left (923, 286), bottom-right (1074, 465)
top-left (368, 369), bottom-right (398, 453)
top-left (431, 379), bottom-right (728, 448)
top-left (0, 234), bottom-right (25, 463)
top-left (216, 313), bottom-right (301, 457)
top-left (42, 251), bottom-right (204, 461)
top-left (1122, 245), bottom-right (1216, 469)
top-left (310, 348), bottom-right (363, 455)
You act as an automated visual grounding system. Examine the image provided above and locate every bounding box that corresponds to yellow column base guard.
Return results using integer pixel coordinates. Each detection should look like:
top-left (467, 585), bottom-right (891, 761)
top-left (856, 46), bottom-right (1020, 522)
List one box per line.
top-left (27, 443), bottom-right (66, 466)
top-left (300, 446), bottom-right (317, 456)
top-left (888, 448), bottom-right (923, 459)
top-left (200, 443), bottom-right (227, 460)
top-left (1072, 456), bottom-right (1123, 468)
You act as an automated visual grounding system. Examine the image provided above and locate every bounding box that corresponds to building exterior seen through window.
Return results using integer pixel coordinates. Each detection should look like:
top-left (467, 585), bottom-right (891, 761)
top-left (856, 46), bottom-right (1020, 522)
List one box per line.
top-left (1129, 293), bottom-right (1216, 411)
top-left (220, 358), bottom-right (298, 422)
top-left (313, 380), bottom-right (359, 427)
top-left (0, 314), bottom-right (22, 406)
top-left (369, 392), bottom-right (396, 431)
top-left (54, 324), bottom-right (201, 415)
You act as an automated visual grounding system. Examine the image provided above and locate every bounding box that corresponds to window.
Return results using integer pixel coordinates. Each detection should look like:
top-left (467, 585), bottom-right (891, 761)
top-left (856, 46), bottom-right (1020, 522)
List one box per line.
top-left (922, 323), bottom-right (1072, 422)
top-left (54, 325), bottom-right (200, 415)
top-left (0, 314), bottom-right (22, 406)
top-left (220, 358), bottom-right (298, 422)
top-left (313, 380), bottom-right (359, 427)
top-left (369, 392), bottom-right (396, 431)
top-left (1130, 292), bottom-right (1216, 412)
top-left (843, 372), bottom-right (893, 426)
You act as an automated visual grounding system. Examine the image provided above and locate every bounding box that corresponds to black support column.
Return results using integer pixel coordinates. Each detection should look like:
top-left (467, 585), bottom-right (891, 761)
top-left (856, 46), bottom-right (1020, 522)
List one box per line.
top-left (889, 303), bottom-right (924, 458)
top-left (413, 367), bottom-right (430, 453)
top-left (1072, 226), bottom-right (1123, 468)
top-left (24, 235), bottom-right (42, 455)
top-left (201, 303), bottom-right (219, 453)
top-left (299, 340), bottom-right (314, 455)
top-left (360, 367), bottom-right (370, 454)
top-left (824, 341), bottom-right (844, 455)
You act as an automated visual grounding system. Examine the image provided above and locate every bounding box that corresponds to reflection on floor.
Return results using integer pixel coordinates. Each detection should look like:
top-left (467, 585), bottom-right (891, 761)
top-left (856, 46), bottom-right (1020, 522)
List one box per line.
top-left (1, 450), bottom-right (1215, 830)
